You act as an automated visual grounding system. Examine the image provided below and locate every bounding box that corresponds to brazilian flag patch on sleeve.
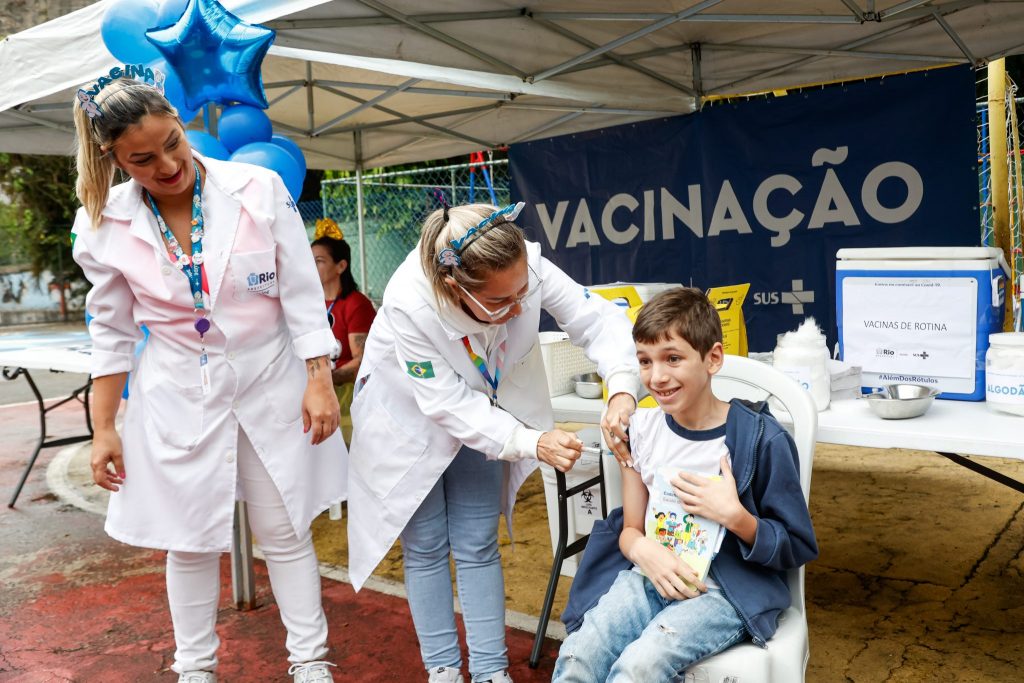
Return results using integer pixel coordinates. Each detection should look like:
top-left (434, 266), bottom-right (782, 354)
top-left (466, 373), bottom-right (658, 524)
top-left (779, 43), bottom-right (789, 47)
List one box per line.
top-left (406, 361), bottom-right (435, 379)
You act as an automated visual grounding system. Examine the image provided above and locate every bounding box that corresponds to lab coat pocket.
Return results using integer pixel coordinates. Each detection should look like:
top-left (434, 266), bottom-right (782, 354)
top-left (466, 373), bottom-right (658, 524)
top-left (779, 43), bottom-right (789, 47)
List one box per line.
top-left (257, 344), bottom-right (306, 425)
top-left (230, 247), bottom-right (279, 302)
top-left (351, 389), bottom-right (428, 500)
top-left (504, 342), bottom-right (542, 388)
top-left (139, 372), bottom-right (204, 451)
top-left (500, 342), bottom-right (551, 430)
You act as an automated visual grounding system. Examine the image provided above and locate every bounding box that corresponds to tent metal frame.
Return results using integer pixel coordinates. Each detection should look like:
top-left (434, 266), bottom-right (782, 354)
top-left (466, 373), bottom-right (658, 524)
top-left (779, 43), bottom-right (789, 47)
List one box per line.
top-left (5, 0), bottom-right (1007, 167)
top-left (257, 0), bottom-right (1000, 149)
top-left (3, 0), bottom-right (1023, 306)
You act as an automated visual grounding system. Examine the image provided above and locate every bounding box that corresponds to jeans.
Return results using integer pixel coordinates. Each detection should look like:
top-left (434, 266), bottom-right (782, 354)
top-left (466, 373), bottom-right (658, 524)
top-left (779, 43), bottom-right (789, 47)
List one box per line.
top-left (552, 570), bottom-right (747, 683)
top-left (400, 446), bottom-right (507, 681)
top-left (167, 430), bottom-right (329, 673)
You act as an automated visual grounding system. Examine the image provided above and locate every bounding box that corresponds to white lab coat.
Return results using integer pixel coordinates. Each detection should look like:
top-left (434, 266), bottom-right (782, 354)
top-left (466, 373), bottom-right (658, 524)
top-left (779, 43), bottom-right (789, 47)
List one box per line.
top-left (347, 241), bottom-right (639, 590)
top-left (72, 153), bottom-right (346, 552)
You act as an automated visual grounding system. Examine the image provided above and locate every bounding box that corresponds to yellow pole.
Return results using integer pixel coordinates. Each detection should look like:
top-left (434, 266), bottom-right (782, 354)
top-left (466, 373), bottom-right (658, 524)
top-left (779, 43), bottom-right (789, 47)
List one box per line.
top-left (1009, 86), bottom-right (1024, 331)
top-left (988, 59), bottom-right (1014, 330)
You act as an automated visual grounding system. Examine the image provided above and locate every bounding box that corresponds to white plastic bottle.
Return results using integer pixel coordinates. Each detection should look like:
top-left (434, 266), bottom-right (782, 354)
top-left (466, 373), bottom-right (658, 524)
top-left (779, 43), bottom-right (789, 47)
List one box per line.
top-left (985, 332), bottom-right (1024, 416)
top-left (773, 317), bottom-right (831, 411)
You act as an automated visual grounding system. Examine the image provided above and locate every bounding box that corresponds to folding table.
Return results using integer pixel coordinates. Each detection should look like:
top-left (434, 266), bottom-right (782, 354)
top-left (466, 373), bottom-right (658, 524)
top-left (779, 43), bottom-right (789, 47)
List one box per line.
top-left (0, 338), bottom-right (258, 610)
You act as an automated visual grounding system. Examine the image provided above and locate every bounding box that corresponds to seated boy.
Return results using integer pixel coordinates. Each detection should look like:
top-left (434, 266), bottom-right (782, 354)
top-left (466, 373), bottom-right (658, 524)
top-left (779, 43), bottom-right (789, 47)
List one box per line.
top-left (552, 287), bottom-right (818, 682)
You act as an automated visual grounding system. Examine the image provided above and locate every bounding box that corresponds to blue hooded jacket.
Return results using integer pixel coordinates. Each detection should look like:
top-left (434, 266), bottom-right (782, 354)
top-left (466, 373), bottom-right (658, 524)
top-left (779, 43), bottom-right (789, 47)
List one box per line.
top-left (561, 399), bottom-right (818, 646)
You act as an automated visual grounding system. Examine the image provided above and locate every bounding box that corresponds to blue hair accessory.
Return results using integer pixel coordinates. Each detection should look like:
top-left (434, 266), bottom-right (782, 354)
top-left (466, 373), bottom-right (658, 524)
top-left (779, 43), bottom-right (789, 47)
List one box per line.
top-left (77, 64), bottom-right (166, 119)
top-left (437, 247), bottom-right (461, 268)
top-left (449, 202), bottom-right (526, 253)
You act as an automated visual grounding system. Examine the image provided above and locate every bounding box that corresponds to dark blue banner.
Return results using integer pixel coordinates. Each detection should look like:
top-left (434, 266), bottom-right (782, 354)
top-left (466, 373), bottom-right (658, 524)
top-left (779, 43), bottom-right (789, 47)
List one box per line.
top-left (510, 66), bottom-right (979, 351)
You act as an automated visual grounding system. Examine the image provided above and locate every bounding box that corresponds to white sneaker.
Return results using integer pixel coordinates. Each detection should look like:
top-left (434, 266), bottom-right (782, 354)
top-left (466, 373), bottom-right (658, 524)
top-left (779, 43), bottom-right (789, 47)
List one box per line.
top-left (178, 673), bottom-right (216, 683)
top-left (479, 672), bottom-right (513, 683)
top-left (288, 661), bottom-right (336, 682)
top-left (427, 666), bottom-right (464, 683)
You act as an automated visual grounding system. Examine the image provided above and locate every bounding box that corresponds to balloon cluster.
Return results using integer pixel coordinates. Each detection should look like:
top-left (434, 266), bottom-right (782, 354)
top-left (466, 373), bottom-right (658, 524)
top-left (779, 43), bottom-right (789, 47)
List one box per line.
top-left (100, 0), bottom-right (306, 199)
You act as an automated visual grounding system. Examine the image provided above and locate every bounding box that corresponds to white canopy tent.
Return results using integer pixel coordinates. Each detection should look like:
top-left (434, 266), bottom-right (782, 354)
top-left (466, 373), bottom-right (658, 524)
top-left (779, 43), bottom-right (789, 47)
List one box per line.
top-left (3, 0), bottom-right (1024, 170)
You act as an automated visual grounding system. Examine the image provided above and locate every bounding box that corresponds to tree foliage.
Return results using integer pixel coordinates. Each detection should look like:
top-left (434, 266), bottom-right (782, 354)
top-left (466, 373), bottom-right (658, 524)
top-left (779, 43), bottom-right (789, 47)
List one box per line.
top-left (0, 153), bottom-right (81, 284)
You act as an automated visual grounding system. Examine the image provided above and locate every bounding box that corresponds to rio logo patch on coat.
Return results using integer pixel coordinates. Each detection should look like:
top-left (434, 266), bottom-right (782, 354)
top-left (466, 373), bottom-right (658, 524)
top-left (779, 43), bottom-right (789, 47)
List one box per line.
top-left (406, 361), bottom-right (435, 379)
top-left (246, 270), bottom-right (276, 295)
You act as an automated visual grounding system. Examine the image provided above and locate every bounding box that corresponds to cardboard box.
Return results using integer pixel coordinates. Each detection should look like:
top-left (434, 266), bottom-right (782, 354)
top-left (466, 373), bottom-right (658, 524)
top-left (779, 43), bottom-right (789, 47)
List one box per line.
top-left (707, 284), bottom-right (750, 356)
top-left (590, 282), bottom-right (681, 309)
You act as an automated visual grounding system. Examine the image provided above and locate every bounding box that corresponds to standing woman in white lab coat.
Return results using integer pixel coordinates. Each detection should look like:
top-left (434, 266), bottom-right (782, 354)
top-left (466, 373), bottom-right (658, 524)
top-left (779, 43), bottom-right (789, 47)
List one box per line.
top-left (347, 200), bottom-right (640, 683)
top-left (71, 76), bottom-right (343, 683)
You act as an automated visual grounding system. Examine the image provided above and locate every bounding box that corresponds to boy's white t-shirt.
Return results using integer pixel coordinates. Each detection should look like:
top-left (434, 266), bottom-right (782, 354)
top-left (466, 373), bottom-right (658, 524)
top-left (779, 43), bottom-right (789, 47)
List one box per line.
top-left (628, 407), bottom-right (731, 587)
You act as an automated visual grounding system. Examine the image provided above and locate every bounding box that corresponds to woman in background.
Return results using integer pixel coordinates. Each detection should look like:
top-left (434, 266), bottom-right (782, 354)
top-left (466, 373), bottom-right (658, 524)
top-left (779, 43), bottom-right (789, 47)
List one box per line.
top-left (311, 219), bottom-right (376, 441)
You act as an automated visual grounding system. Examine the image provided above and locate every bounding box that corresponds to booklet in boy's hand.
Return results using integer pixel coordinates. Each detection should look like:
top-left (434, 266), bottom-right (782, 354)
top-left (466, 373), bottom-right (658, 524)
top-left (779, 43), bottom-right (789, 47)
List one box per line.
top-left (645, 466), bottom-right (725, 583)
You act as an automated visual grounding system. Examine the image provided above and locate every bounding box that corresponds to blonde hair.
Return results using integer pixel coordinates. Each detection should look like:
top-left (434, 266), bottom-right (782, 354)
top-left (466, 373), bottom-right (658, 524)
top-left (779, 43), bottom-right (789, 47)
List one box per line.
top-left (72, 79), bottom-right (182, 228)
top-left (419, 203), bottom-right (527, 308)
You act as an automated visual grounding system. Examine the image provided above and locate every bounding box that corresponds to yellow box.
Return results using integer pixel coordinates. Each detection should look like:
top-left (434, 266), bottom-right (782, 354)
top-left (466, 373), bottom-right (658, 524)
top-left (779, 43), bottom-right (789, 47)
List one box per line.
top-left (706, 284), bottom-right (750, 357)
top-left (591, 284), bottom-right (644, 308)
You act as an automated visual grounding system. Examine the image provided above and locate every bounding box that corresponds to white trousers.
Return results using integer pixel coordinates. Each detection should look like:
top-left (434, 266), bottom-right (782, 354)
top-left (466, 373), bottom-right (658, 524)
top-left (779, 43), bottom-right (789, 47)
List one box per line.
top-left (167, 430), bottom-right (329, 673)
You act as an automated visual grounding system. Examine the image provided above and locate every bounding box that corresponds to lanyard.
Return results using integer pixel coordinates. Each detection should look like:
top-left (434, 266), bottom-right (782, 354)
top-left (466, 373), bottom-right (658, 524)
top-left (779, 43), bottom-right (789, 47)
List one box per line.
top-left (145, 162), bottom-right (212, 393)
top-left (461, 335), bottom-right (506, 407)
top-left (326, 293), bottom-right (342, 327)
top-left (144, 161), bottom-right (207, 331)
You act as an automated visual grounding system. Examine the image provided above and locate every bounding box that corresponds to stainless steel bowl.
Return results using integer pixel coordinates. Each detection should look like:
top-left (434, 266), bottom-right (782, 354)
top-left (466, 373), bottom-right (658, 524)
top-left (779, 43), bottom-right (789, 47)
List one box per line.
top-left (573, 372), bottom-right (603, 399)
top-left (864, 384), bottom-right (940, 419)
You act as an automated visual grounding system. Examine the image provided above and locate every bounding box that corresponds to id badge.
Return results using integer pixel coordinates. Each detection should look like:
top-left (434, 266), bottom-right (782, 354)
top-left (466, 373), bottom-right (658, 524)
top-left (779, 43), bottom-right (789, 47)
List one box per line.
top-left (199, 352), bottom-right (211, 396)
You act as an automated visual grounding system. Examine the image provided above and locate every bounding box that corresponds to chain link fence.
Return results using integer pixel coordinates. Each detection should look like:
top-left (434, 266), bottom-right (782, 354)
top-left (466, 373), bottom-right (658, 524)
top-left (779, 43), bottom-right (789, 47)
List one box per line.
top-left (318, 159), bottom-right (510, 303)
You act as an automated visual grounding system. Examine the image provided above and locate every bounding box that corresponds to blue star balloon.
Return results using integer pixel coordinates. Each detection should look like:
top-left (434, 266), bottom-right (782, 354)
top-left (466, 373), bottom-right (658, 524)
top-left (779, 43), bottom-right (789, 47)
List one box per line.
top-left (145, 0), bottom-right (275, 110)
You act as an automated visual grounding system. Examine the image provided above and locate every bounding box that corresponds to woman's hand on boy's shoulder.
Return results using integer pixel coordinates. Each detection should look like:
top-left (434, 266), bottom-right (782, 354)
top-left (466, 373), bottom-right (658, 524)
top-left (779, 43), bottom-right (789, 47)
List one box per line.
top-left (633, 537), bottom-right (706, 601)
top-left (602, 392), bottom-right (637, 468)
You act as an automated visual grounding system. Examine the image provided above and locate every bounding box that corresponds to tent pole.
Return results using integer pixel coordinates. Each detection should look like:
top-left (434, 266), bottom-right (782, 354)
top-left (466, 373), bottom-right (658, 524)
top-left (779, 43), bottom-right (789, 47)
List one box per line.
top-left (354, 130), bottom-right (368, 293)
top-left (691, 43), bottom-right (703, 109)
top-left (987, 59), bottom-right (1013, 330)
top-left (306, 61), bottom-right (315, 134)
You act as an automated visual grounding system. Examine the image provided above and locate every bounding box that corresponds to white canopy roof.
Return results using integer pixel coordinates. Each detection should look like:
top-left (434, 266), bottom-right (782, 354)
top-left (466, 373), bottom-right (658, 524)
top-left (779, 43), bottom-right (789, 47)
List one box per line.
top-left (3, 0), bottom-right (1023, 169)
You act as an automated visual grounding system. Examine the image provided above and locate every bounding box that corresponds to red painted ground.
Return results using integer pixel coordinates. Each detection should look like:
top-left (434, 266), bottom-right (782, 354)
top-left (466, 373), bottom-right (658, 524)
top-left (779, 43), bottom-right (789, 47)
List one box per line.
top-left (0, 400), bottom-right (560, 681)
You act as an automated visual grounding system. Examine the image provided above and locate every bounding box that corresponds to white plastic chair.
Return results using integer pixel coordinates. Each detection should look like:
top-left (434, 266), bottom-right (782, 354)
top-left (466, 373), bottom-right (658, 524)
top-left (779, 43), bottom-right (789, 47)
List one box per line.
top-left (601, 354), bottom-right (817, 683)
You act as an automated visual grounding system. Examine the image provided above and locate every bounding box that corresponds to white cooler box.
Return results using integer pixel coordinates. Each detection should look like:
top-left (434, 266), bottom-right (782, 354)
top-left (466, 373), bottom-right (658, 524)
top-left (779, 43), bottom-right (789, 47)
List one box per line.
top-left (836, 247), bottom-right (1009, 401)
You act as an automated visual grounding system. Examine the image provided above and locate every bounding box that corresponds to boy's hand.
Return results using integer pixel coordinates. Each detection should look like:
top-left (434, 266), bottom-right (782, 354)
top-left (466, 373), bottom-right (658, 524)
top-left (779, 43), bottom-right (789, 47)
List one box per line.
top-left (633, 537), bottom-right (706, 601)
top-left (673, 455), bottom-right (757, 544)
top-left (602, 392), bottom-right (636, 468)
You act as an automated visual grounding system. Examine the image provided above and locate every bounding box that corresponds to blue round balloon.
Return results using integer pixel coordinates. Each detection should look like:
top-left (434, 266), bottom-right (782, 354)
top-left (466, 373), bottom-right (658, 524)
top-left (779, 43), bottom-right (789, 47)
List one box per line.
top-left (156, 0), bottom-right (189, 27)
top-left (270, 134), bottom-right (307, 176)
top-left (186, 130), bottom-right (229, 161)
top-left (101, 0), bottom-right (162, 64)
top-left (231, 142), bottom-right (304, 200)
top-left (218, 104), bottom-right (272, 154)
top-left (218, 105), bottom-right (273, 154)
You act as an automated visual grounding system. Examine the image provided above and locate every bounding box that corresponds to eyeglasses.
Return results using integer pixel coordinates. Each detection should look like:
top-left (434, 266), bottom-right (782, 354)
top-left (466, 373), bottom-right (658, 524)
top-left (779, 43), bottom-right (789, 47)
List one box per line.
top-left (458, 264), bottom-right (543, 321)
